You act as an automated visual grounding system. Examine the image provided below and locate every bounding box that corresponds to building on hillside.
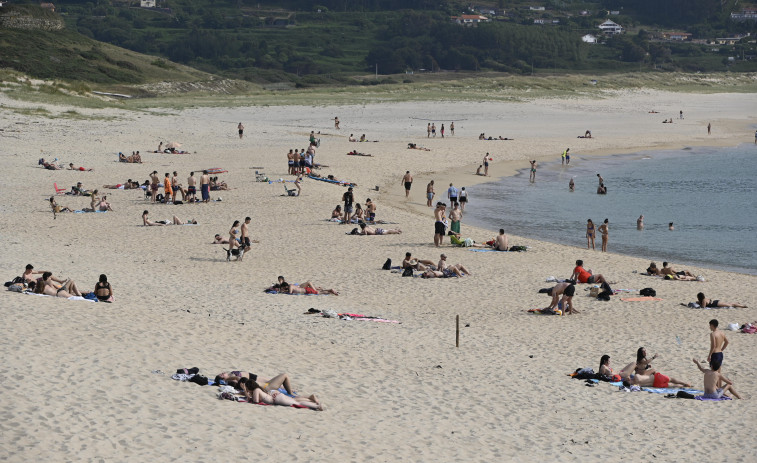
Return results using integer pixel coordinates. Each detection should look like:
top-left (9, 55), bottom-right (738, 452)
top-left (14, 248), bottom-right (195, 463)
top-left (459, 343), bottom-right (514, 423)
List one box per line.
top-left (451, 14), bottom-right (491, 26)
top-left (39, 2), bottom-right (54, 11)
top-left (529, 6), bottom-right (545, 11)
top-left (582, 34), bottom-right (598, 44)
top-left (714, 35), bottom-right (748, 45)
top-left (609, 10), bottom-right (620, 15)
top-left (662, 31), bottom-right (692, 41)
top-left (140, 0), bottom-right (156, 7)
top-left (533, 18), bottom-right (545, 24)
top-left (730, 8), bottom-right (757, 21)
top-left (598, 19), bottom-right (623, 34)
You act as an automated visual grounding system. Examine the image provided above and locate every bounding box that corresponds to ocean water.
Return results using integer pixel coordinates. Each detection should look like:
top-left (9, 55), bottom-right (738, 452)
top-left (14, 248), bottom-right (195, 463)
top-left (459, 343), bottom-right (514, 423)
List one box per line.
top-left (464, 144), bottom-right (757, 275)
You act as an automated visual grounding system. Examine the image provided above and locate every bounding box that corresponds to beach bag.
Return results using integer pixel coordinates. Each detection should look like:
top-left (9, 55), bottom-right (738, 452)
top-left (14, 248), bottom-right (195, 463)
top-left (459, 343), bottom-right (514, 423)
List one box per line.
top-left (596, 290), bottom-right (612, 301)
top-left (463, 238), bottom-right (474, 247)
top-left (508, 245), bottom-right (527, 252)
top-left (156, 193), bottom-right (164, 202)
top-left (188, 374), bottom-right (209, 386)
top-left (8, 284), bottom-right (24, 292)
top-left (676, 391), bottom-right (695, 399)
top-left (402, 268), bottom-right (413, 277)
top-left (382, 258), bottom-right (392, 270)
top-left (589, 287), bottom-right (600, 297)
top-left (640, 288), bottom-right (656, 297)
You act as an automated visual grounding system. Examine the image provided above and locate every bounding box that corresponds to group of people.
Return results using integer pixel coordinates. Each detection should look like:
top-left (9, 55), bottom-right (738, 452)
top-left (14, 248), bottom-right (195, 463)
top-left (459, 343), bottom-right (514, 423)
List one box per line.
top-left (265, 276), bottom-right (339, 296)
top-left (585, 219), bottom-right (609, 252)
top-left (287, 144), bottom-right (318, 175)
top-left (646, 261), bottom-right (699, 281)
top-left (148, 170), bottom-right (215, 204)
top-left (215, 370), bottom-right (323, 410)
top-left (20, 264), bottom-right (113, 301)
top-left (401, 252), bottom-right (472, 278)
top-left (336, 187), bottom-right (379, 224)
top-left (118, 151), bottom-right (143, 163)
top-left (427, 122), bottom-right (453, 138)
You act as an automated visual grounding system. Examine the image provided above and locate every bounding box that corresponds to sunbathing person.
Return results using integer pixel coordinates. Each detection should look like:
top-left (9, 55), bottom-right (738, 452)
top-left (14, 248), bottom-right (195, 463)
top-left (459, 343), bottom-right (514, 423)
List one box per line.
top-left (118, 152), bottom-right (142, 163)
top-left (634, 347), bottom-right (658, 375)
top-left (692, 358), bottom-right (741, 399)
top-left (98, 195), bottom-right (114, 212)
top-left (407, 143), bottom-right (431, 151)
top-left (598, 355), bottom-right (614, 377)
top-left (212, 234), bottom-right (229, 244)
top-left (94, 274), bottom-right (114, 302)
top-left (49, 197), bottom-right (73, 214)
top-left (71, 182), bottom-right (90, 196)
top-left (697, 292), bottom-right (748, 308)
top-left (659, 262), bottom-right (696, 280)
top-left (289, 280), bottom-right (339, 296)
top-left (22, 264), bottom-right (64, 284)
top-left (402, 252), bottom-right (435, 271)
top-left (68, 163), bottom-right (92, 171)
top-left (359, 223), bottom-right (401, 235)
top-left (103, 180), bottom-right (140, 189)
top-left (623, 371), bottom-right (691, 389)
top-left (236, 377), bottom-right (323, 411)
top-left (331, 205), bottom-right (343, 221)
top-left (40, 271), bottom-right (82, 297)
top-left (570, 260), bottom-right (609, 286)
top-left (142, 210), bottom-right (162, 226)
top-left (448, 232), bottom-right (487, 248)
top-left (215, 371), bottom-right (295, 395)
top-left (39, 158), bottom-right (62, 170)
top-left (421, 267), bottom-right (466, 278)
top-left (437, 254), bottom-right (472, 276)
top-left (210, 177), bottom-right (229, 190)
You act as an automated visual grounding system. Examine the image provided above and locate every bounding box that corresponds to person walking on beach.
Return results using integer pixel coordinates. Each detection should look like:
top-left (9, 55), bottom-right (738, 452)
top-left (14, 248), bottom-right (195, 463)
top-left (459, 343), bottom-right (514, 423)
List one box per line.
top-left (240, 216), bottom-right (252, 256)
top-left (334, 117), bottom-right (340, 130)
top-left (426, 180), bottom-right (435, 207)
top-left (637, 215), bottom-right (644, 230)
top-left (450, 122), bottom-right (454, 136)
top-left (707, 123), bottom-right (711, 135)
top-left (483, 153), bottom-right (490, 176)
top-left (433, 202), bottom-right (447, 247)
top-left (598, 218), bottom-right (609, 252)
top-left (586, 219), bottom-right (595, 250)
top-left (458, 187), bottom-right (468, 212)
top-left (238, 122), bottom-right (244, 139)
top-left (402, 171), bottom-right (413, 198)
top-left (431, 123), bottom-right (436, 137)
top-left (447, 183), bottom-right (458, 206)
top-left (427, 123), bottom-right (431, 138)
top-left (440, 124), bottom-right (445, 138)
top-left (569, 177), bottom-right (575, 192)
top-left (529, 160), bottom-right (537, 183)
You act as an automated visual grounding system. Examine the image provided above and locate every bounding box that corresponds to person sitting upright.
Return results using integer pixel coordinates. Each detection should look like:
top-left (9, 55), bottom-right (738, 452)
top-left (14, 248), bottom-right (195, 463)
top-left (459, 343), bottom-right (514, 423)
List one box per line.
top-left (402, 252), bottom-right (435, 271)
top-left (692, 358), bottom-right (740, 399)
top-left (570, 260), bottom-right (609, 286)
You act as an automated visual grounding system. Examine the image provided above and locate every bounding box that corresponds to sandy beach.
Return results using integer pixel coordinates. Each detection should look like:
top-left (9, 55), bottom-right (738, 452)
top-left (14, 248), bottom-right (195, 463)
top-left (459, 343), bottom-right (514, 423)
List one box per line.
top-left (1, 88), bottom-right (756, 462)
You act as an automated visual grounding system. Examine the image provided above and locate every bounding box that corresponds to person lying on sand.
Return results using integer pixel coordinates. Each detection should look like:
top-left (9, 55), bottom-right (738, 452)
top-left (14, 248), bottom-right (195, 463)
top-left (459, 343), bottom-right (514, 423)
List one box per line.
top-left (289, 281), bottom-right (339, 295)
top-left (407, 143), bottom-right (431, 151)
top-left (142, 210), bottom-right (196, 226)
top-left (35, 272), bottom-right (82, 297)
top-left (359, 223), bottom-right (401, 235)
top-left (622, 371), bottom-right (691, 389)
top-left (402, 252), bottom-right (436, 271)
top-left (421, 266), bottom-right (467, 278)
top-left (212, 234), bottom-right (229, 244)
top-left (236, 377), bottom-right (323, 410)
top-left (697, 292), bottom-right (748, 308)
top-left (577, 130), bottom-right (592, 139)
top-left (215, 371), bottom-right (296, 395)
top-left (39, 158), bottom-right (62, 170)
top-left (68, 163), bottom-right (92, 171)
top-left (659, 262), bottom-right (697, 280)
top-left (103, 180), bottom-right (140, 190)
top-left (119, 152), bottom-right (142, 163)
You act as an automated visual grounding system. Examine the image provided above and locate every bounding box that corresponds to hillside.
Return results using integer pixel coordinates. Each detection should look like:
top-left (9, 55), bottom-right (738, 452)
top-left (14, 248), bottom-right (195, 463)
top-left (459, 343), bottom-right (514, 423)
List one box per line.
top-left (0, 4), bottom-right (216, 87)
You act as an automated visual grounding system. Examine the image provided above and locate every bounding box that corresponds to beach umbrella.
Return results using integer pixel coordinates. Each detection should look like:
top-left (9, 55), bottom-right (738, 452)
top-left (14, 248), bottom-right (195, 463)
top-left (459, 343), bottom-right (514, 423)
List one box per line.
top-left (166, 142), bottom-right (182, 149)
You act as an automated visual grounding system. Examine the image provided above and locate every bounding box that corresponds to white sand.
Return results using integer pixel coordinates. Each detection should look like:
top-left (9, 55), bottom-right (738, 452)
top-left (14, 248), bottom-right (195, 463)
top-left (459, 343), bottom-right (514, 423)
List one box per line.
top-left (1, 89), bottom-right (756, 461)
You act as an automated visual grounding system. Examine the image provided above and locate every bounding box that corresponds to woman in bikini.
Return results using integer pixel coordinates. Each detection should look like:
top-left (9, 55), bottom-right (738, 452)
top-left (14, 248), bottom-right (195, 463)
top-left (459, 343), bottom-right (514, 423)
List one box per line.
top-left (634, 347), bottom-right (658, 375)
top-left (94, 274), bottom-right (114, 302)
top-left (229, 220), bottom-right (240, 250)
top-left (236, 377), bottom-right (323, 410)
top-left (598, 355), bottom-right (613, 376)
top-left (586, 219), bottom-right (595, 250)
top-left (697, 292), bottom-right (748, 308)
top-left (353, 203), bottom-right (364, 222)
top-left (39, 272), bottom-right (82, 297)
top-left (215, 371), bottom-right (295, 395)
top-left (98, 196), bottom-right (114, 212)
top-left (598, 218), bottom-right (609, 252)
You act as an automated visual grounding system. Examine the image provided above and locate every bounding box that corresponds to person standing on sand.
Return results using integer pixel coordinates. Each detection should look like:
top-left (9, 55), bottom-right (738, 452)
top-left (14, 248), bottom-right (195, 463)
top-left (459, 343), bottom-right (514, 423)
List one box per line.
top-left (431, 123), bottom-right (436, 137)
top-left (334, 117), bottom-right (340, 130)
top-left (440, 124), bottom-right (445, 138)
top-left (598, 218), bottom-right (609, 252)
top-left (707, 319), bottom-right (728, 375)
top-left (637, 215), bottom-right (644, 230)
top-left (402, 171), bottom-right (413, 198)
top-left (450, 122), bottom-right (454, 136)
top-left (586, 219), bottom-right (595, 250)
top-left (569, 177), bottom-right (575, 192)
top-left (426, 181), bottom-right (435, 207)
top-left (238, 122), bottom-right (244, 139)
top-left (483, 153), bottom-right (490, 176)
top-left (707, 123), bottom-right (711, 135)
top-left (200, 170), bottom-right (210, 202)
top-left (149, 171), bottom-right (159, 203)
top-left (449, 202), bottom-right (462, 235)
top-left (529, 160), bottom-right (537, 183)
top-left (447, 183), bottom-right (458, 206)
top-left (186, 172), bottom-right (197, 202)
top-left (427, 123), bottom-right (431, 138)
top-left (433, 202), bottom-right (447, 247)
top-left (458, 187), bottom-right (468, 212)
top-left (240, 216), bottom-right (252, 255)
top-left (342, 186), bottom-right (354, 224)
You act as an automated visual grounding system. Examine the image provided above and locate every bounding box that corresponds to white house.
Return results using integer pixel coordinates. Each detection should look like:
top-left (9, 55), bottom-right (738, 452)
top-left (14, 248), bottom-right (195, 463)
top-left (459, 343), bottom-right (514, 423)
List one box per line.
top-left (582, 34), bottom-right (597, 44)
top-left (140, 0), bottom-right (156, 8)
top-left (598, 20), bottom-right (623, 35)
top-left (529, 6), bottom-right (545, 11)
top-left (451, 14), bottom-right (491, 26)
top-left (533, 18), bottom-right (545, 24)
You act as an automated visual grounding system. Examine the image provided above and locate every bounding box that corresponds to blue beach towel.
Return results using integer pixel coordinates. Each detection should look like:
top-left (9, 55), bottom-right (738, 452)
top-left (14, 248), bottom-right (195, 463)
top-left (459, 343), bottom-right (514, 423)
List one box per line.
top-left (468, 248), bottom-right (506, 253)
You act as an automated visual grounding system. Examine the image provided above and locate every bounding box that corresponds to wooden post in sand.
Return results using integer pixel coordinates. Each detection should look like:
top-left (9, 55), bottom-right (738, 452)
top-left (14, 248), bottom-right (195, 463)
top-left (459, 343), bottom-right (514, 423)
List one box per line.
top-left (456, 315), bottom-right (459, 348)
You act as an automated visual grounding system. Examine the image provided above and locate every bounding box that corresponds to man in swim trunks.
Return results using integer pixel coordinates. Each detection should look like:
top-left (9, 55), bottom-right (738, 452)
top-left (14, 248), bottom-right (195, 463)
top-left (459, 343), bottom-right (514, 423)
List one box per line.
top-left (359, 223), bottom-right (401, 235)
top-left (493, 229), bottom-right (509, 251)
top-left (365, 198), bottom-right (376, 221)
top-left (707, 319), bottom-right (728, 374)
top-left (402, 171), bottom-right (413, 198)
top-left (483, 153), bottom-right (489, 176)
top-left (200, 170), bottom-right (210, 202)
top-left (68, 163), bottom-right (92, 171)
top-left (342, 187), bottom-right (354, 224)
top-left (238, 122), bottom-right (244, 139)
top-left (149, 171), bottom-right (159, 203)
top-left (543, 282), bottom-right (578, 314)
top-left (186, 172), bottom-right (197, 202)
top-left (426, 180), bottom-right (435, 207)
top-left (288, 280), bottom-right (339, 296)
top-left (529, 160), bottom-right (537, 183)
top-left (693, 358), bottom-right (741, 399)
top-left (447, 183), bottom-right (458, 206)
top-left (434, 202), bottom-right (447, 247)
top-left (402, 252), bottom-right (435, 271)
top-left (570, 260), bottom-right (609, 286)
top-left (623, 372), bottom-right (690, 389)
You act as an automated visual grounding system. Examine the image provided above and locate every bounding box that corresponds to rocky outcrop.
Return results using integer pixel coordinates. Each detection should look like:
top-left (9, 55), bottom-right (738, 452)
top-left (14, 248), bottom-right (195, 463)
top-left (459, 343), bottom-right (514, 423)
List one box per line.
top-left (0, 11), bottom-right (64, 30)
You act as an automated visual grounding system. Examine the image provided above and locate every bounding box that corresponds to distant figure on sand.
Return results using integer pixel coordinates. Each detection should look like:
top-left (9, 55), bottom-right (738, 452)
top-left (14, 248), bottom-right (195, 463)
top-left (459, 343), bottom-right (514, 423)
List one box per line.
top-left (494, 229), bottom-right (508, 251)
top-left (598, 219), bottom-right (609, 252)
top-left (447, 183), bottom-right (458, 205)
top-left (637, 215), bottom-right (644, 230)
top-left (697, 292), bottom-right (748, 309)
top-left (450, 122), bottom-right (454, 136)
top-left (586, 219), bottom-right (595, 250)
top-left (483, 153), bottom-right (490, 176)
top-left (334, 117), bottom-right (340, 129)
top-left (707, 123), bottom-right (711, 135)
top-left (433, 202), bottom-right (447, 247)
top-left (427, 123), bottom-right (431, 138)
top-left (426, 180), bottom-right (435, 207)
top-left (440, 124), bottom-right (445, 138)
top-left (359, 223), bottom-right (401, 235)
top-left (669, 222), bottom-right (674, 231)
top-left (529, 160), bottom-right (537, 183)
top-left (402, 171), bottom-right (413, 198)
top-left (458, 187), bottom-right (468, 212)
top-left (569, 177), bottom-right (574, 192)
top-left (238, 122), bottom-right (244, 139)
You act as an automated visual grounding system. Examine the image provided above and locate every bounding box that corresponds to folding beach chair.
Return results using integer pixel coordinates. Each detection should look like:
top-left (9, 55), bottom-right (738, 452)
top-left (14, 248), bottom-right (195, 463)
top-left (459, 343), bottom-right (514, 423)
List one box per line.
top-left (54, 183), bottom-right (67, 195)
top-left (283, 184), bottom-right (297, 196)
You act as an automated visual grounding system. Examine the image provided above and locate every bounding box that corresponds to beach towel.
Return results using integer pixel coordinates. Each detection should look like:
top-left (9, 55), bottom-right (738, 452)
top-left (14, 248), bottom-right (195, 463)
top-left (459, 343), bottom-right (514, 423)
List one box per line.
top-left (307, 175), bottom-right (356, 187)
top-left (620, 297), bottom-right (663, 302)
top-left (682, 302), bottom-right (736, 309)
top-left (74, 210), bottom-right (108, 213)
top-left (205, 167), bottom-right (228, 174)
top-left (528, 308), bottom-right (561, 315)
top-left (590, 379), bottom-right (703, 395)
top-left (694, 396), bottom-right (732, 401)
top-left (468, 248), bottom-right (505, 253)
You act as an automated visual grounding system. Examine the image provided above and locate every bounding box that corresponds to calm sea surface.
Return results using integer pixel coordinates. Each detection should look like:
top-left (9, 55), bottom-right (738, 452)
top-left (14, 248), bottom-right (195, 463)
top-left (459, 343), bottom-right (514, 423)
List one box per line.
top-left (464, 144), bottom-right (757, 275)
